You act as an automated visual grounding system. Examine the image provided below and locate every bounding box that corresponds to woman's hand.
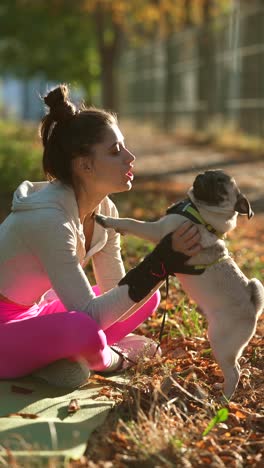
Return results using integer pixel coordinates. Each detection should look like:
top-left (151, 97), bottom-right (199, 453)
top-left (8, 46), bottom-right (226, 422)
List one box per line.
top-left (171, 221), bottom-right (201, 256)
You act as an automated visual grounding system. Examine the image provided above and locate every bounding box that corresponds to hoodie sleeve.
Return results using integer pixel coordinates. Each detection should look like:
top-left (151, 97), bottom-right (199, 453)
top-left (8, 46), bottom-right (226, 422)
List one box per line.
top-left (21, 208), bottom-right (134, 330)
top-left (92, 199), bottom-right (125, 293)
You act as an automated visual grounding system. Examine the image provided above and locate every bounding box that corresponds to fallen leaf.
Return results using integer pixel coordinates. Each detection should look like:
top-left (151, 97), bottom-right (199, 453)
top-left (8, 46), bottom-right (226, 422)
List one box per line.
top-left (11, 385), bottom-right (34, 394)
top-left (235, 411), bottom-right (247, 419)
top-left (67, 399), bottom-right (80, 414)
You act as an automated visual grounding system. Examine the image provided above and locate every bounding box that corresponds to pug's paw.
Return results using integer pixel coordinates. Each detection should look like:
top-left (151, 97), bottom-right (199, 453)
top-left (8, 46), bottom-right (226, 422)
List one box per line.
top-left (95, 213), bottom-right (109, 228)
top-left (95, 214), bottom-right (120, 232)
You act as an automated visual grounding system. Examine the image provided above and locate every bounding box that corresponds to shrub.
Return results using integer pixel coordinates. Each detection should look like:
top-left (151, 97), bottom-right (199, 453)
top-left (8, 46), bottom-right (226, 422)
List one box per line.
top-left (0, 120), bottom-right (43, 218)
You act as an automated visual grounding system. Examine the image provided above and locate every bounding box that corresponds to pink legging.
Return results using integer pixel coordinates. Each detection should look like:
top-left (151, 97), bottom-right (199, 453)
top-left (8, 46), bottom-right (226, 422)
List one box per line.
top-left (0, 286), bottom-right (160, 379)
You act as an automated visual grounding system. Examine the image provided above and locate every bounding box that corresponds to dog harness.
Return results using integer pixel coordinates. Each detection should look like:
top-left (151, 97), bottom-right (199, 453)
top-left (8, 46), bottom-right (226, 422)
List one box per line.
top-left (166, 199), bottom-right (229, 273)
top-left (167, 199), bottom-right (224, 236)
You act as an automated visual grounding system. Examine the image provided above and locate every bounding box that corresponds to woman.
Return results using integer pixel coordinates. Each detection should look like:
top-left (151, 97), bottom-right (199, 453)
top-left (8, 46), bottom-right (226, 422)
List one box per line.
top-left (0, 85), bottom-right (200, 387)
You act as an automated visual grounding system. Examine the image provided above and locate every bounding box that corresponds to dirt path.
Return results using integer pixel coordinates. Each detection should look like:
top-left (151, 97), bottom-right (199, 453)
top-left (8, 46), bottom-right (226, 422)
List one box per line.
top-left (122, 121), bottom-right (264, 213)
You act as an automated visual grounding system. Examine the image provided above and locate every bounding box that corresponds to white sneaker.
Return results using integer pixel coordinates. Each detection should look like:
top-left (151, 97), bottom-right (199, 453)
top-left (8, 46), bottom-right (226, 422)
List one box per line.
top-left (110, 333), bottom-right (162, 371)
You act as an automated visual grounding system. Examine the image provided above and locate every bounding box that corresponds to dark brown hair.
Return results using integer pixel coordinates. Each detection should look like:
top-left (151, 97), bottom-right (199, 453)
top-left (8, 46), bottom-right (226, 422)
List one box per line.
top-left (39, 84), bottom-right (117, 185)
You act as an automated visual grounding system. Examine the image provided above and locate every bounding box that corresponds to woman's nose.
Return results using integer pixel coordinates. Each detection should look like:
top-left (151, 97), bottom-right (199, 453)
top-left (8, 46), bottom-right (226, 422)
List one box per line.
top-left (124, 147), bottom-right (136, 162)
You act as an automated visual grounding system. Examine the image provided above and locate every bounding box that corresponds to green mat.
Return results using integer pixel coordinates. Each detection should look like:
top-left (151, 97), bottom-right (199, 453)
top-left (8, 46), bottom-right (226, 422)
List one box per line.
top-left (0, 374), bottom-right (127, 462)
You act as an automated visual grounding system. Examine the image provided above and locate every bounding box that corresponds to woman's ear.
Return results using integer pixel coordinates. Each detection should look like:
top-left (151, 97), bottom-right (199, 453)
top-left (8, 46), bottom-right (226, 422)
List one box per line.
top-left (72, 157), bottom-right (91, 173)
top-left (80, 157), bottom-right (91, 171)
top-left (82, 161), bottom-right (91, 171)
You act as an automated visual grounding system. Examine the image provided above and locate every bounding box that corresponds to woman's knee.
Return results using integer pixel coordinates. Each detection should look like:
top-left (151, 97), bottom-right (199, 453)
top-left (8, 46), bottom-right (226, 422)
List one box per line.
top-left (64, 312), bottom-right (109, 369)
top-left (64, 311), bottom-right (107, 352)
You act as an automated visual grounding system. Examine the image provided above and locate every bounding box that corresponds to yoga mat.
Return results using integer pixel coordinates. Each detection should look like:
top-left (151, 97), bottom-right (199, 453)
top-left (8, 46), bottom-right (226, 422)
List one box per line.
top-left (0, 374), bottom-right (127, 462)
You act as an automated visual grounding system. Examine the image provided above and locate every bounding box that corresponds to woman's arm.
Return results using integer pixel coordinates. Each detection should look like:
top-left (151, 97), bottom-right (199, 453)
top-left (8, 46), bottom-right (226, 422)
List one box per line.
top-left (20, 209), bottom-right (134, 329)
top-left (22, 209), bottom-right (201, 331)
top-left (92, 200), bottom-right (125, 293)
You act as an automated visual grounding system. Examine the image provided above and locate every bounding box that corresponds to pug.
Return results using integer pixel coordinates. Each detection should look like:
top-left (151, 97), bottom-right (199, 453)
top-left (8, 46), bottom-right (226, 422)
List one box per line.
top-left (96, 169), bottom-right (264, 400)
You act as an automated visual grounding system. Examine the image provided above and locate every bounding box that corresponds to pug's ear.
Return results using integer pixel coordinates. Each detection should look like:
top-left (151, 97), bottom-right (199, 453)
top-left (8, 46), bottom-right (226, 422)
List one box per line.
top-left (193, 173), bottom-right (208, 202)
top-left (234, 193), bottom-right (254, 219)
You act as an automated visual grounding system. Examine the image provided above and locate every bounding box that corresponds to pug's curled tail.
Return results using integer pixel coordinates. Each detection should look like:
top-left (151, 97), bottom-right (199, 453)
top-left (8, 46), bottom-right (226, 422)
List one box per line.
top-left (249, 278), bottom-right (264, 316)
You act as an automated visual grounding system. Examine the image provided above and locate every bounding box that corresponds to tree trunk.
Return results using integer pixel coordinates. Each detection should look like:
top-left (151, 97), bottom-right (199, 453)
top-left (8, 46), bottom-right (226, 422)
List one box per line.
top-left (195, 0), bottom-right (215, 131)
top-left (239, 1), bottom-right (262, 135)
top-left (94, 5), bottom-right (123, 111)
top-left (100, 47), bottom-right (117, 111)
top-left (163, 0), bottom-right (193, 132)
top-left (163, 34), bottom-right (175, 132)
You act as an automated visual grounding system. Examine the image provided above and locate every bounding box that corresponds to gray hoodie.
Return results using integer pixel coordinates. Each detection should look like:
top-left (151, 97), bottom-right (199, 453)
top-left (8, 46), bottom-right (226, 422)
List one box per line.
top-left (0, 180), bottom-right (136, 329)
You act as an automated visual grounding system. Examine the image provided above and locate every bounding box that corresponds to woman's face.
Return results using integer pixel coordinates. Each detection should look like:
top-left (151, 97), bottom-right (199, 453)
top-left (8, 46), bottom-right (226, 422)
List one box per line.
top-left (88, 124), bottom-right (136, 195)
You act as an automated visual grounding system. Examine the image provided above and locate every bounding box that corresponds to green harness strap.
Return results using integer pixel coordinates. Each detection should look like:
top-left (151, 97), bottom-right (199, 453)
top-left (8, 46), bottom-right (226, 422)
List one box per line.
top-left (166, 199), bottom-right (224, 239)
top-left (184, 205), bottom-right (224, 239)
top-left (193, 254), bottom-right (230, 270)
top-left (166, 199), bottom-right (228, 272)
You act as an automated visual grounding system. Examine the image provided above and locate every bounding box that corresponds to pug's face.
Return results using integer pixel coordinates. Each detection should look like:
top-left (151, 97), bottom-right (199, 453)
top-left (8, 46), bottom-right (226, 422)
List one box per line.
top-left (193, 170), bottom-right (254, 219)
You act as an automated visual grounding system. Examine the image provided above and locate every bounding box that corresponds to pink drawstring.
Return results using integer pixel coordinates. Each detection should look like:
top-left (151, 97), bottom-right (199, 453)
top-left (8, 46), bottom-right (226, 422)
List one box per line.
top-left (150, 262), bottom-right (166, 279)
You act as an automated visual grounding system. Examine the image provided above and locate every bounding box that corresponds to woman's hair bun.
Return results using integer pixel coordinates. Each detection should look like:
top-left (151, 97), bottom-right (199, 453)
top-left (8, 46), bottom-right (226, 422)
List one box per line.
top-left (43, 84), bottom-right (76, 122)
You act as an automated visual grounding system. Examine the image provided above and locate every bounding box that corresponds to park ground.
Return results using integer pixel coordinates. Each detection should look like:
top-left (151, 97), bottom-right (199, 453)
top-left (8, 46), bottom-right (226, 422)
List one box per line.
top-left (76, 121), bottom-right (264, 467)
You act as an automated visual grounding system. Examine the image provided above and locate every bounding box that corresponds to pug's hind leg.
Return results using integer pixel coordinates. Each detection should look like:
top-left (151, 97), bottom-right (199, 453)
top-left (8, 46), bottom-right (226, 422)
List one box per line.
top-left (208, 324), bottom-right (241, 400)
top-left (208, 315), bottom-right (257, 400)
top-left (222, 362), bottom-right (240, 401)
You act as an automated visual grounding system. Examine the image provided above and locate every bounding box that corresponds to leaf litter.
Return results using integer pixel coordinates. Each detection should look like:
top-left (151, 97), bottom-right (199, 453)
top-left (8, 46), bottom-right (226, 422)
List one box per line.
top-left (73, 211), bottom-right (264, 468)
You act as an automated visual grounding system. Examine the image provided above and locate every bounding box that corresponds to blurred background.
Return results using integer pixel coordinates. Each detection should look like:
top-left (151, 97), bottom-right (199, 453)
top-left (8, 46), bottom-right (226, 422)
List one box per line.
top-left (0, 0), bottom-right (263, 220)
